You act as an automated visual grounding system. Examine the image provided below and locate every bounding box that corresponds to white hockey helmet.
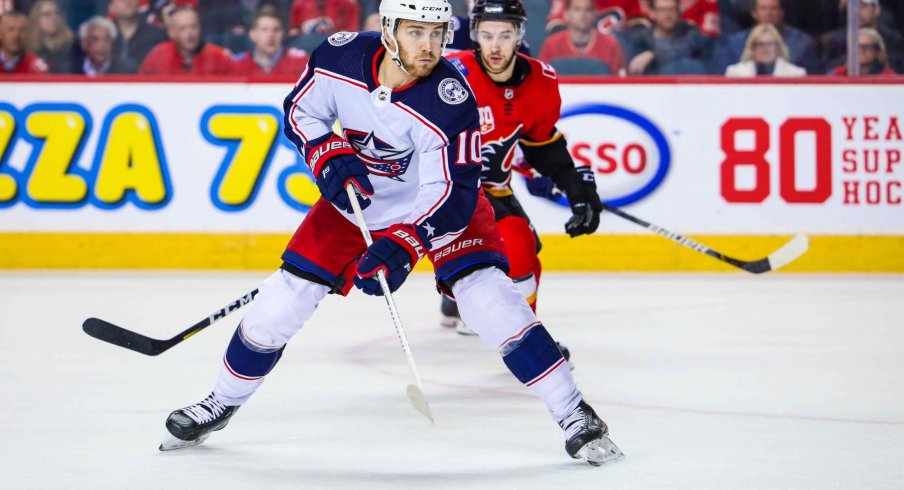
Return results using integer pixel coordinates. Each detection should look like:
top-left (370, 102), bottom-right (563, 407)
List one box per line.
top-left (379, 0), bottom-right (454, 74)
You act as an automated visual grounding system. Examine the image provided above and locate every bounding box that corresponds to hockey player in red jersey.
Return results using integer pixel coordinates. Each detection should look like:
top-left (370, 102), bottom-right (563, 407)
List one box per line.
top-left (161, 0), bottom-right (622, 467)
top-left (443, 0), bottom-right (603, 350)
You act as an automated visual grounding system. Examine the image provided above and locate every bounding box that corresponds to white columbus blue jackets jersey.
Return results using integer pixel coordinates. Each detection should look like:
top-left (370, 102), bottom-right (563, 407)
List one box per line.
top-left (283, 31), bottom-right (482, 251)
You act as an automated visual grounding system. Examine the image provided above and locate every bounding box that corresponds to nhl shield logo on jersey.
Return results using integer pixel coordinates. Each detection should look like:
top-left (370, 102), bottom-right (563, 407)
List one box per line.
top-left (328, 31), bottom-right (358, 46)
top-left (345, 129), bottom-right (414, 180)
top-left (438, 78), bottom-right (468, 105)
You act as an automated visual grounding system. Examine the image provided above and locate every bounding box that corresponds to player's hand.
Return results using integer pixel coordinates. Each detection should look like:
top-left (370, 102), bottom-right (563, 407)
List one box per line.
top-left (563, 166), bottom-right (602, 237)
top-left (525, 175), bottom-right (563, 203)
top-left (354, 224), bottom-right (426, 296)
top-left (306, 135), bottom-right (374, 213)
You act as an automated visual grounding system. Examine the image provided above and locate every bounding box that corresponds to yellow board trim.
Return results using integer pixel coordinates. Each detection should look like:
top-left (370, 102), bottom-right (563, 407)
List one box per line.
top-left (1, 233), bottom-right (903, 272)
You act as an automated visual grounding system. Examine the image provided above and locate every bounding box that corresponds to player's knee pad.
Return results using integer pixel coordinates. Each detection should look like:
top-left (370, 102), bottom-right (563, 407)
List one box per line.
top-left (240, 268), bottom-right (330, 348)
top-left (500, 323), bottom-right (565, 386)
top-left (496, 216), bottom-right (538, 279)
top-left (450, 266), bottom-right (538, 347)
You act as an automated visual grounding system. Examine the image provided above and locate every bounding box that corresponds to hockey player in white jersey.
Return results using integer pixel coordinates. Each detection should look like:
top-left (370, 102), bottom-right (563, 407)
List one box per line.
top-left (161, 0), bottom-right (623, 466)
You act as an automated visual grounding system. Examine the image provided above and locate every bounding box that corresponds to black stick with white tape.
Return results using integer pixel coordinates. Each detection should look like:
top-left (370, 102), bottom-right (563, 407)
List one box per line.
top-left (601, 204), bottom-right (809, 273)
top-left (82, 289), bottom-right (259, 356)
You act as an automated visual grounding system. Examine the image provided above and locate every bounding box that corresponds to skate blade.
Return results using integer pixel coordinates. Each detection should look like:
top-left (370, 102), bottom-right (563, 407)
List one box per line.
top-left (578, 435), bottom-right (625, 467)
top-left (158, 433), bottom-right (211, 451)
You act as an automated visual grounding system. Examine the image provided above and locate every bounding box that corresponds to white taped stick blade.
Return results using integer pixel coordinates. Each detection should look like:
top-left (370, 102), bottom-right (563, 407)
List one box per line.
top-left (407, 384), bottom-right (435, 424)
top-left (767, 234), bottom-right (809, 271)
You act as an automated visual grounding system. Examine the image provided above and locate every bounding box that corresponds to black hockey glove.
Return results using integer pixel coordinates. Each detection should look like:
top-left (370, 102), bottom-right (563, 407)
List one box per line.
top-left (562, 166), bottom-right (602, 237)
top-left (305, 135), bottom-right (374, 213)
top-left (354, 224), bottom-right (426, 296)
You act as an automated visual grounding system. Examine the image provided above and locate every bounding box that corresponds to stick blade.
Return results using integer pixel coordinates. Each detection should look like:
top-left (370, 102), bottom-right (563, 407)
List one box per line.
top-left (82, 317), bottom-right (165, 356)
top-left (406, 384), bottom-right (435, 425)
top-left (766, 234), bottom-right (810, 272)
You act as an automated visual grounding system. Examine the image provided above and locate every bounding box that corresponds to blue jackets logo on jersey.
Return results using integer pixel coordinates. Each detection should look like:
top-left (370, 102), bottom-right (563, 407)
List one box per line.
top-left (345, 129), bottom-right (415, 180)
top-left (328, 31), bottom-right (358, 46)
top-left (438, 79), bottom-right (469, 105)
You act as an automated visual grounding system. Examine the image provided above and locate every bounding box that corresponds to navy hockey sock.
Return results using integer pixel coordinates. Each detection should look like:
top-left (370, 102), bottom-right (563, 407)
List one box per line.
top-left (222, 324), bottom-right (285, 380)
top-left (501, 323), bottom-right (566, 386)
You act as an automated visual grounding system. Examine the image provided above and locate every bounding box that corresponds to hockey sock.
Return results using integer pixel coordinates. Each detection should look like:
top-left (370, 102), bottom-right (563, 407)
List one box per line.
top-left (215, 324), bottom-right (285, 406)
top-left (501, 323), bottom-right (581, 421)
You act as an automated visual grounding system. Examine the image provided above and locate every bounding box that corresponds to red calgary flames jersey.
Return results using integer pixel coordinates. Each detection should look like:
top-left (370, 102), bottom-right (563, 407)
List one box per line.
top-left (445, 50), bottom-right (562, 189)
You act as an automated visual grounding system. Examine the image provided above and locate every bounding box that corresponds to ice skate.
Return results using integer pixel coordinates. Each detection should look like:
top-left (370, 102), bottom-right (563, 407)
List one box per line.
top-left (159, 393), bottom-right (239, 451)
top-left (559, 400), bottom-right (624, 466)
top-left (440, 296), bottom-right (477, 335)
top-left (556, 341), bottom-right (574, 370)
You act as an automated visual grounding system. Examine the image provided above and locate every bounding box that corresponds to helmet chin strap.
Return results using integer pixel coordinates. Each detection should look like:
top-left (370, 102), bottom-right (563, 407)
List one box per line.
top-left (382, 20), bottom-right (414, 78)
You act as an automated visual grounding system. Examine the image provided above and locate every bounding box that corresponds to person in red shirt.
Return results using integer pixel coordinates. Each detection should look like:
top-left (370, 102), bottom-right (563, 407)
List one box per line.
top-left (1, 11), bottom-right (48, 74)
top-left (231, 6), bottom-right (309, 77)
top-left (288, 0), bottom-right (360, 36)
top-left (539, 0), bottom-right (626, 74)
top-left (548, 0), bottom-right (644, 34)
top-left (547, 0), bottom-right (719, 37)
top-left (833, 27), bottom-right (898, 76)
top-left (444, 0), bottom-right (603, 358)
top-left (139, 6), bottom-right (232, 75)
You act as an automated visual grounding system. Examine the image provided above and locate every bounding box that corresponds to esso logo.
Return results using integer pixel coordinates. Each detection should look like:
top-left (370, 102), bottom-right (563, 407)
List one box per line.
top-left (557, 103), bottom-right (670, 207)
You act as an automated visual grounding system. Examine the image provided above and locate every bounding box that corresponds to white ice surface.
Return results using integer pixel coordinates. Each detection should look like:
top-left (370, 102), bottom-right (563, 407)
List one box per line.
top-left (1, 271), bottom-right (902, 489)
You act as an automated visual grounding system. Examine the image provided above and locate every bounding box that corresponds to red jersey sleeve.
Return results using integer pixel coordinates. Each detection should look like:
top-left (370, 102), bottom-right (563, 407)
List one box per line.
top-left (521, 59), bottom-right (562, 144)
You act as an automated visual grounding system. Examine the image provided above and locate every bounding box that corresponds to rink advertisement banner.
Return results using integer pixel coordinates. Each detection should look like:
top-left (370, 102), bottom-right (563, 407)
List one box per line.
top-left (1, 79), bottom-right (902, 271)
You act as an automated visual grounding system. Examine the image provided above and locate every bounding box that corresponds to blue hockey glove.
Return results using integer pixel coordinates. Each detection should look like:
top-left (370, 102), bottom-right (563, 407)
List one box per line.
top-left (563, 166), bottom-right (602, 237)
top-left (305, 135), bottom-right (374, 213)
top-left (354, 224), bottom-right (426, 296)
top-left (525, 175), bottom-right (563, 203)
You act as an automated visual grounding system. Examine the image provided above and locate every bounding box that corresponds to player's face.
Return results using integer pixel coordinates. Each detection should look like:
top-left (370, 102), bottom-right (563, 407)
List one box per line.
top-left (393, 20), bottom-right (445, 77)
top-left (475, 21), bottom-right (520, 75)
top-left (170, 10), bottom-right (201, 53)
top-left (250, 16), bottom-right (284, 57)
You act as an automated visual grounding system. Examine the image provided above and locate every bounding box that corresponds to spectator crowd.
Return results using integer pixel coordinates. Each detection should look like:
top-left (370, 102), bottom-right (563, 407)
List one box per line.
top-left (0, 0), bottom-right (901, 76)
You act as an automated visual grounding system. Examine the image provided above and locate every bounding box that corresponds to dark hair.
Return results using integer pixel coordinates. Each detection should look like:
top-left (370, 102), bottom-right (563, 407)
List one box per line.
top-left (252, 5), bottom-right (283, 29)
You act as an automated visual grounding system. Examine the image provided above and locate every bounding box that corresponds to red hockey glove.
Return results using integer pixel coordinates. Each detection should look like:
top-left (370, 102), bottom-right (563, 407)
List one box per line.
top-left (305, 134), bottom-right (374, 213)
top-left (354, 224), bottom-right (426, 296)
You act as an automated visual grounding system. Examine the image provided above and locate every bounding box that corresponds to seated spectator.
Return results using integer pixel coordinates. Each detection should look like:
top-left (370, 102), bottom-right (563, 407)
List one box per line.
top-left (832, 28), bottom-right (897, 76)
top-left (540, 0), bottom-right (627, 75)
top-left (1, 10), bottom-right (48, 73)
top-left (110, 0), bottom-right (167, 70)
top-left (628, 0), bottom-right (710, 74)
top-left (547, 0), bottom-right (646, 34)
top-left (719, 0), bottom-right (818, 74)
top-left (139, 6), bottom-right (232, 75)
top-left (725, 23), bottom-right (804, 77)
top-left (288, 0), bottom-right (359, 36)
top-left (76, 16), bottom-right (135, 76)
top-left (25, 0), bottom-right (74, 73)
top-left (823, 0), bottom-right (903, 74)
top-left (664, 0), bottom-right (720, 37)
top-left (231, 6), bottom-right (308, 76)
top-left (547, 0), bottom-right (719, 37)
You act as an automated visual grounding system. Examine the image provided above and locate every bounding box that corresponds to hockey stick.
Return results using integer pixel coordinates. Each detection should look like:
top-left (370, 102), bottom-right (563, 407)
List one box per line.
top-left (346, 184), bottom-right (435, 424)
top-left (600, 204), bottom-right (809, 273)
top-left (82, 290), bottom-right (258, 356)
